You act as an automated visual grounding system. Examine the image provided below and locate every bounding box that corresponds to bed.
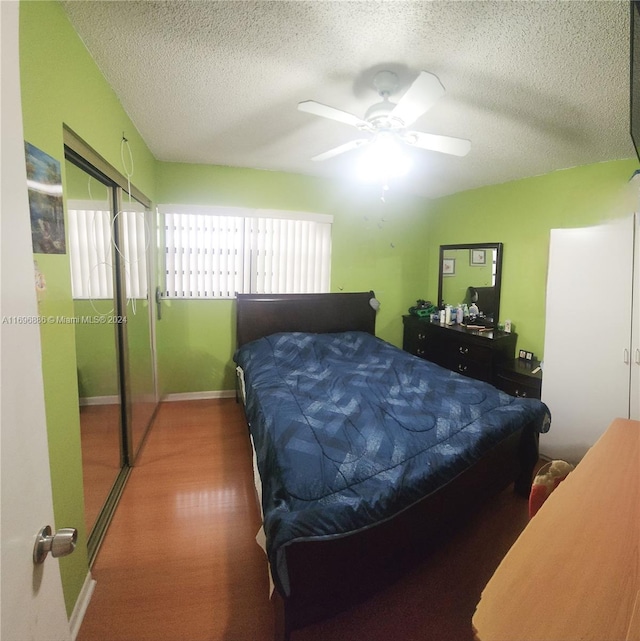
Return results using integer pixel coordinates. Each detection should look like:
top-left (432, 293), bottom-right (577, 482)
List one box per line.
top-left (233, 291), bottom-right (550, 639)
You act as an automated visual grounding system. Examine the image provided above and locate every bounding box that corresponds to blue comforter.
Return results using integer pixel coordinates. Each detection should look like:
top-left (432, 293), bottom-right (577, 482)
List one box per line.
top-left (234, 331), bottom-right (550, 593)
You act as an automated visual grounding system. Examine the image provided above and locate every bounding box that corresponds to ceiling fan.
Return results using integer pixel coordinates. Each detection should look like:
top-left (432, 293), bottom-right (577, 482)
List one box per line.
top-left (298, 70), bottom-right (471, 162)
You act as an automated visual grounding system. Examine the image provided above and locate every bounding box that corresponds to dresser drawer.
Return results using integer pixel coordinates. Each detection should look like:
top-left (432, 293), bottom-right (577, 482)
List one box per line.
top-left (447, 340), bottom-right (492, 364)
top-left (402, 317), bottom-right (430, 356)
top-left (438, 336), bottom-right (493, 381)
top-left (447, 356), bottom-right (493, 382)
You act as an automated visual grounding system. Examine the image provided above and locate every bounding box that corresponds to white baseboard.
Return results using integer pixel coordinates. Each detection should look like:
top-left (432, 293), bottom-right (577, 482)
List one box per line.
top-left (81, 390), bottom-right (236, 407)
top-left (161, 390), bottom-right (236, 402)
top-left (78, 395), bottom-right (119, 407)
top-left (70, 572), bottom-right (96, 640)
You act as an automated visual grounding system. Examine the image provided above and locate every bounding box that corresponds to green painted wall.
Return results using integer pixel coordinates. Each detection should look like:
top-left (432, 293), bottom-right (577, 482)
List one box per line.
top-left (19, 0), bottom-right (157, 615)
top-left (425, 159), bottom-right (639, 359)
top-left (155, 162), bottom-right (431, 394)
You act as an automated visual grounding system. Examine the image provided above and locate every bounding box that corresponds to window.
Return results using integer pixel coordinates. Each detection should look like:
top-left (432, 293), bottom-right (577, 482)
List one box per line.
top-left (67, 200), bottom-right (149, 300)
top-left (158, 205), bottom-right (332, 298)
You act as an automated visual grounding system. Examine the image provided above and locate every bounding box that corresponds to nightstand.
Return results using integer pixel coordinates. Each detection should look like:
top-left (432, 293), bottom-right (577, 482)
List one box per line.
top-left (494, 359), bottom-right (543, 399)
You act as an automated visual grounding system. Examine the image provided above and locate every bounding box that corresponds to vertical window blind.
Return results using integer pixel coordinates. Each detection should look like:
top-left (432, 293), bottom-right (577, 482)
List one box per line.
top-left (67, 200), bottom-right (149, 300)
top-left (163, 212), bottom-right (245, 298)
top-left (158, 205), bottom-right (332, 298)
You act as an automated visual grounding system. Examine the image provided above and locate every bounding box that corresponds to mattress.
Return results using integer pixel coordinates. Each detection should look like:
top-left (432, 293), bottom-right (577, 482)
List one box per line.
top-left (234, 331), bottom-right (550, 593)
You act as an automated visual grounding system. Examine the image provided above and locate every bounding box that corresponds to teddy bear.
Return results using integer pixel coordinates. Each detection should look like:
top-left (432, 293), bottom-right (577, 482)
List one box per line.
top-left (528, 459), bottom-right (575, 519)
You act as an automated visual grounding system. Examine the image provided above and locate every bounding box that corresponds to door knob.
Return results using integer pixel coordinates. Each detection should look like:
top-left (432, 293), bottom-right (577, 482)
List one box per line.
top-left (33, 525), bottom-right (77, 564)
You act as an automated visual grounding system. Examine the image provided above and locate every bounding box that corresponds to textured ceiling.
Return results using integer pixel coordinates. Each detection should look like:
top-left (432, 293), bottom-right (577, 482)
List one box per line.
top-left (61, 0), bottom-right (634, 199)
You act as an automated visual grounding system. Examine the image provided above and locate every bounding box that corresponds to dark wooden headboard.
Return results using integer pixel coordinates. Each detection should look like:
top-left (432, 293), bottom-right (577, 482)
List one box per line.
top-left (235, 291), bottom-right (377, 347)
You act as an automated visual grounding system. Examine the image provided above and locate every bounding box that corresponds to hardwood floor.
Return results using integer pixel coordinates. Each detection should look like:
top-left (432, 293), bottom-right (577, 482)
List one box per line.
top-left (77, 398), bottom-right (535, 641)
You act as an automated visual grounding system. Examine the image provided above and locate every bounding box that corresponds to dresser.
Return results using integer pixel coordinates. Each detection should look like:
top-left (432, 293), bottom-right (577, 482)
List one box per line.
top-left (402, 316), bottom-right (517, 384)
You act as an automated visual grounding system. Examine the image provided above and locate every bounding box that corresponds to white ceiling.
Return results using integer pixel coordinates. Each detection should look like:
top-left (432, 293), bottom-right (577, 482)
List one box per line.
top-left (61, 0), bottom-right (634, 200)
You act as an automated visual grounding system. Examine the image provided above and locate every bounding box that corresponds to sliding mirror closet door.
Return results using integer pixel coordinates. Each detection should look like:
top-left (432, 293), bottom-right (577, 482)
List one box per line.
top-left (117, 194), bottom-right (158, 460)
top-left (64, 134), bottom-right (157, 561)
top-left (65, 158), bottom-right (124, 538)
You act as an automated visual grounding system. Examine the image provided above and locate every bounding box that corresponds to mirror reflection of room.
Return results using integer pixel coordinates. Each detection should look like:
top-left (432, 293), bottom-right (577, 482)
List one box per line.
top-left (439, 244), bottom-right (501, 323)
top-left (65, 158), bottom-right (123, 536)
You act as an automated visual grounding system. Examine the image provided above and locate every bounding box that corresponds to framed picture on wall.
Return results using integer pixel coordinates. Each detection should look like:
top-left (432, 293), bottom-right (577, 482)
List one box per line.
top-left (442, 258), bottom-right (455, 275)
top-left (25, 142), bottom-right (66, 254)
top-left (470, 249), bottom-right (486, 265)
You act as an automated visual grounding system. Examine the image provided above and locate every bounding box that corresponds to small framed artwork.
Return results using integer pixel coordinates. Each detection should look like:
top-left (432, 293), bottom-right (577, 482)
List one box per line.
top-left (470, 249), bottom-right (486, 265)
top-left (25, 142), bottom-right (66, 254)
top-left (442, 258), bottom-right (456, 275)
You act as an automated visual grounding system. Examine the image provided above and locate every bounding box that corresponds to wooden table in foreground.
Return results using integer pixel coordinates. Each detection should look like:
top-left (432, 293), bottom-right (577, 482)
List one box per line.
top-left (473, 418), bottom-right (640, 641)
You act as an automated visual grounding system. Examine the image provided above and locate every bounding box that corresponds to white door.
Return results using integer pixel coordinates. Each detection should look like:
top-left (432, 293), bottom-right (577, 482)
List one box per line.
top-left (1, 3), bottom-right (72, 640)
top-left (541, 215), bottom-right (635, 462)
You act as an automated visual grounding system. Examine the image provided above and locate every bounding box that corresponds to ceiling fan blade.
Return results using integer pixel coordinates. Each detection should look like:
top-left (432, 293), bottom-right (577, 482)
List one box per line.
top-left (311, 139), bottom-right (369, 161)
top-left (298, 100), bottom-right (369, 129)
top-left (391, 72), bottom-right (446, 126)
top-left (404, 131), bottom-right (471, 157)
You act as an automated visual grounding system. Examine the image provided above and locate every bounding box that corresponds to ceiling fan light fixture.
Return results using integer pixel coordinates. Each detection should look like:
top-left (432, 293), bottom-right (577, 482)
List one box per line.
top-left (356, 132), bottom-right (412, 184)
top-left (299, 69), bottom-right (469, 188)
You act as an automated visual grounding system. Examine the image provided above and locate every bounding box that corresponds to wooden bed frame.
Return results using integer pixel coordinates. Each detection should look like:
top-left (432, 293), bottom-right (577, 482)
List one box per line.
top-left (235, 292), bottom-right (539, 640)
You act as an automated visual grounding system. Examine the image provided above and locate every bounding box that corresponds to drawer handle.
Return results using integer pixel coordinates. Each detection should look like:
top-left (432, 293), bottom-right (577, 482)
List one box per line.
top-left (457, 364), bottom-right (468, 373)
top-left (417, 348), bottom-right (425, 356)
top-left (459, 346), bottom-right (469, 355)
top-left (515, 390), bottom-right (528, 398)
top-left (418, 333), bottom-right (425, 340)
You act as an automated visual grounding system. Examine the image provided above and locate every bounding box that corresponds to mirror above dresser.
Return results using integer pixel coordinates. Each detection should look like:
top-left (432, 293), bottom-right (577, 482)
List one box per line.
top-left (438, 242), bottom-right (503, 324)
